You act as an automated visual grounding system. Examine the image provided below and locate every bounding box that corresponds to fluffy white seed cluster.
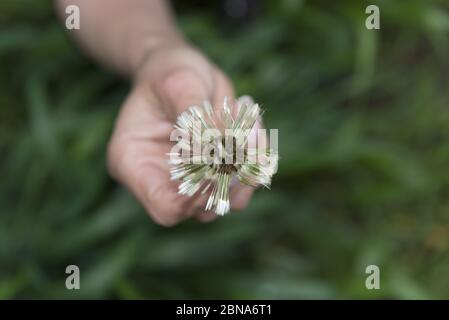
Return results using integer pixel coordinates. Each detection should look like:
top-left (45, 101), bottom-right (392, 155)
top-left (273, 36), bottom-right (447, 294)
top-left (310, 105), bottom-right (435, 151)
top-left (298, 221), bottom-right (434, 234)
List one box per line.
top-left (169, 97), bottom-right (277, 215)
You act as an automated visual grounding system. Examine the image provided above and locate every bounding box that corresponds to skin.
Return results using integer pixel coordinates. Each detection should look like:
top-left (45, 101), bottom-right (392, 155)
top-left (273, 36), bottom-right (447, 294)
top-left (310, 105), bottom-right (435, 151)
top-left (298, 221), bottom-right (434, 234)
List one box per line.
top-left (56, 0), bottom-right (255, 226)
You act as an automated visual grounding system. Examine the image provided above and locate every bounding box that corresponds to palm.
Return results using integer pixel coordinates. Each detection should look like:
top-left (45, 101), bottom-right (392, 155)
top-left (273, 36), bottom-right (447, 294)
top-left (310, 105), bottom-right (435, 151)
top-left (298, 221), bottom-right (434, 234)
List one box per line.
top-left (109, 84), bottom-right (206, 225)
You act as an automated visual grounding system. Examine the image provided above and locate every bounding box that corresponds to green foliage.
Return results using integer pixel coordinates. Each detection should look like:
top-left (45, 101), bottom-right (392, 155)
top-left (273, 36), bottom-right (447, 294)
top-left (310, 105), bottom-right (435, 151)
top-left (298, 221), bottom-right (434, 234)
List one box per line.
top-left (1, 0), bottom-right (449, 299)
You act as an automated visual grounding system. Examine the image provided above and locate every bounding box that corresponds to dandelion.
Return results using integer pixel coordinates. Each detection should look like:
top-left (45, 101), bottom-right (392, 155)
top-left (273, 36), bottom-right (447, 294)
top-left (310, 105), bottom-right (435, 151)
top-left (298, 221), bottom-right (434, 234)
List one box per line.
top-left (168, 96), bottom-right (278, 215)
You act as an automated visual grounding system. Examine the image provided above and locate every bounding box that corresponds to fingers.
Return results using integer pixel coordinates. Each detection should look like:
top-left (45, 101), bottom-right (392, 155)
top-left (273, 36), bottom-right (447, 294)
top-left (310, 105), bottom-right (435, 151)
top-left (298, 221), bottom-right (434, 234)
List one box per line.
top-left (230, 184), bottom-right (254, 211)
top-left (108, 139), bottom-right (192, 227)
top-left (196, 212), bottom-right (217, 222)
top-left (107, 89), bottom-right (200, 226)
top-left (110, 143), bottom-right (203, 227)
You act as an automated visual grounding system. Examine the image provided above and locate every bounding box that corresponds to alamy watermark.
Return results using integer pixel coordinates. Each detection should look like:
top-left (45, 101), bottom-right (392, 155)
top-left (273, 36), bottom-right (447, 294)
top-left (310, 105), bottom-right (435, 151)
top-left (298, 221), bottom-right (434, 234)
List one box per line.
top-left (65, 5), bottom-right (80, 30)
top-left (365, 264), bottom-right (380, 290)
top-left (65, 265), bottom-right (80, 290)
top-left (169, 123), bottom-right (278, 168)
top-left (365, 5), bottom-right (380, 30)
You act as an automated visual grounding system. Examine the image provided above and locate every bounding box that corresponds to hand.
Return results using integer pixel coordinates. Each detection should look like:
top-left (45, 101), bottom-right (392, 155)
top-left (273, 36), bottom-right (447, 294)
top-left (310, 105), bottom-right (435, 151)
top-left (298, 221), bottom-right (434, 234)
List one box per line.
top-left (107, 45), bottom-right (255, 226)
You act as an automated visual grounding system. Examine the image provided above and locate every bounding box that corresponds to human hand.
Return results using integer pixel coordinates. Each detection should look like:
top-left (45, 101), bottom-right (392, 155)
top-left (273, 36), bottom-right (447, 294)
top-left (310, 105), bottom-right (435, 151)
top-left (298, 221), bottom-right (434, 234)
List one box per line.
top-left (107, 44), bottom-right (256, 226)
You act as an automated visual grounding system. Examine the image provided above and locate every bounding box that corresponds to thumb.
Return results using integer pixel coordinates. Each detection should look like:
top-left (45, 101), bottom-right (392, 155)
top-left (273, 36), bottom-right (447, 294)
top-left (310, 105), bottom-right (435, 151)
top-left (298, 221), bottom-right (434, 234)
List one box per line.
top-left (157, 68), bottom-right (213, 119)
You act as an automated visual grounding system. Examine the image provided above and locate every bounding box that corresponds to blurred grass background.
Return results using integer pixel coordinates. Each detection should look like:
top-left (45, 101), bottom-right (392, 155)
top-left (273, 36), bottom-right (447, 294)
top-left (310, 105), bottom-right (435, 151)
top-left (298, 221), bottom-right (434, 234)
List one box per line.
top-left (1, 0), bottom-right (449, 299)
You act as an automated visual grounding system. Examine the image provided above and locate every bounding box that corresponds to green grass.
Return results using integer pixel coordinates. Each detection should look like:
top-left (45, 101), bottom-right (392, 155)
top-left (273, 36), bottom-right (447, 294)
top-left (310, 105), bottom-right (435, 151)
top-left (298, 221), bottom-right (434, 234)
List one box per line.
top-left (1, 0), bottom-right (449, 299)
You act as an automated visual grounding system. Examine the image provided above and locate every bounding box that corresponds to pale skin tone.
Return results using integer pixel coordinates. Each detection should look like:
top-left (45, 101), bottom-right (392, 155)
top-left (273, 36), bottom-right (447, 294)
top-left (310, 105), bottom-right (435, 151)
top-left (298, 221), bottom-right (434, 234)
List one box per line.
top-left (56, 0), bottom-right (256, 226)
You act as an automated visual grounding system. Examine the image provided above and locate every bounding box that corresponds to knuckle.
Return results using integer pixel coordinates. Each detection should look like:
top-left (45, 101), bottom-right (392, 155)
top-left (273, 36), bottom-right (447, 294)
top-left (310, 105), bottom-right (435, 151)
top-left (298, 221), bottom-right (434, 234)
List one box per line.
top-left (231, 188), bottom-right (253, 211)
top-left (151, 214), bottom-right (179, 227)
top-left (146, 186), bottom-right (193, 227)
top-left (231, 200), bottom-right (246, 211)
top-left (151, 205), bottom-right (186, 227)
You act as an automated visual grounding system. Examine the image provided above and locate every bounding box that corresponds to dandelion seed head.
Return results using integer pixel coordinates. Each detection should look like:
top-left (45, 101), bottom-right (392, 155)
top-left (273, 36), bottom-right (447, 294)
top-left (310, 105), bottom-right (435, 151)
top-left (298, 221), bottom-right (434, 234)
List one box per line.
top-left (169, 97), bottom-right (278, 215)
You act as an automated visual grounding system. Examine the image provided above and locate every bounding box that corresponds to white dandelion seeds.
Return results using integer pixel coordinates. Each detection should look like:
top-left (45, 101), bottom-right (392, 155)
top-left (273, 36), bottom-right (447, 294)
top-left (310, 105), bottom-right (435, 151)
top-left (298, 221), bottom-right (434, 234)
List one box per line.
top-left (168, 96), bottom-right (278, 215)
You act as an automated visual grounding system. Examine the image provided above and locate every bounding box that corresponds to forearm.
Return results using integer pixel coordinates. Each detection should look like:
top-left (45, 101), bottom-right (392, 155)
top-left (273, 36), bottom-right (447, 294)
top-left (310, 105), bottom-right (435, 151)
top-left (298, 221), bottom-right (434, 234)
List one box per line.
top-left (55, 0), bottom-right (185, 77)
